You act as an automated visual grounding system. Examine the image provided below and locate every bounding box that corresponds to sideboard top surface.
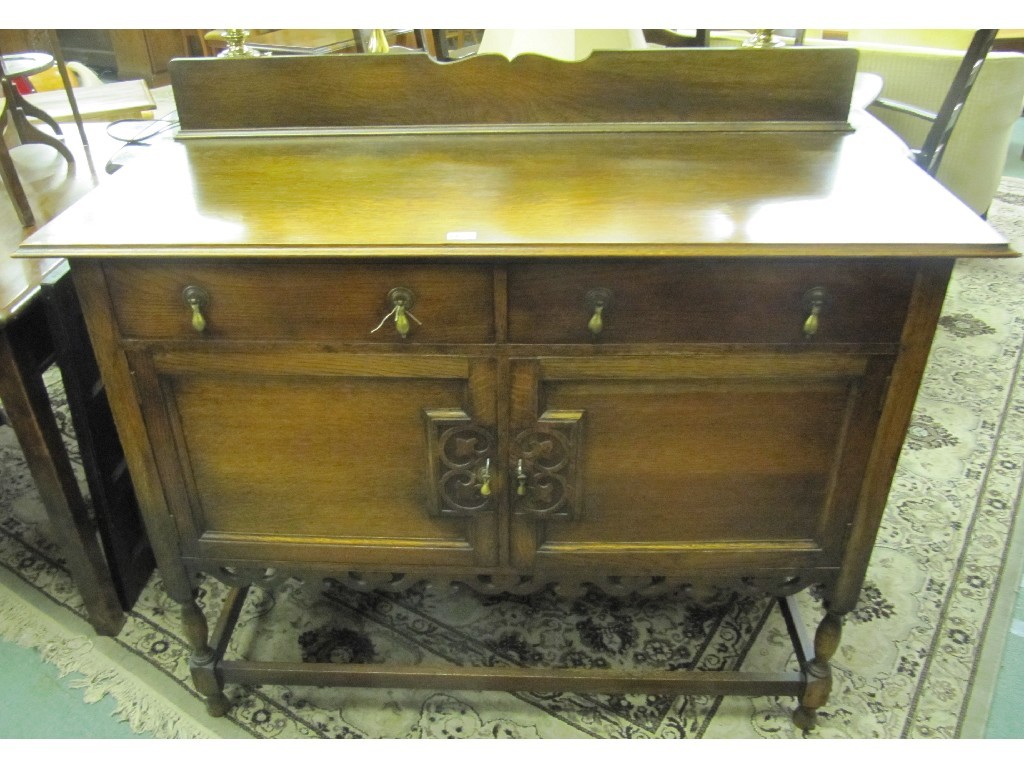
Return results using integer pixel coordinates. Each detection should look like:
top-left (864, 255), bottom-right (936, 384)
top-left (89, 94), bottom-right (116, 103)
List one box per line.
top-left (16, 48), bottom-right (1012, 260)
top-left (19, 124), bottom-right (1010, 260)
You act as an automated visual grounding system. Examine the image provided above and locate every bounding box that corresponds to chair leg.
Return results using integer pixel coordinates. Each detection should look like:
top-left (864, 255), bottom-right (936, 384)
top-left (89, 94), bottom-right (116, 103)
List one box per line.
top-left (0, 116), bottom-right (35, 227)
top-left (1, 65), bottom-right (75, 167)
top-left (5, 102), bottom-right (75, 165)
top-left (46, 30), bottom-right (88, 149)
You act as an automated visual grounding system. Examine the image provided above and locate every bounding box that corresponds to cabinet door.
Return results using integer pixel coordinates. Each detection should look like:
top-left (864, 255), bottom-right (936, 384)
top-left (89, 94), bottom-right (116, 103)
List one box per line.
top-left (108, 30), bottom-right (189, 85)
top-left (130, 348), bottom-right (499, 570)
top-left (508, 353), bottom-right (892, 577)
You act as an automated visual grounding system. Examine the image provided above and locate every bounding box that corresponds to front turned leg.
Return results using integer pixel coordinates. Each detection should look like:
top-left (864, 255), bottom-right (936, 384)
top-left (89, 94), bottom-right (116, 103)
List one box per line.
top-left (181, 595), bottom-right (230, 717)
top-left (792, 610), bottom-right (843, 732)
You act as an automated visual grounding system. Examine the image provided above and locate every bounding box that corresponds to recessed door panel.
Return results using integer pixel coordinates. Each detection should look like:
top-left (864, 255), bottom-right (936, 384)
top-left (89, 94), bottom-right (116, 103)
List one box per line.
top-left (509, 354), bottom-right (890, 573)
top-left (136, 350), bottom-right (499, 568)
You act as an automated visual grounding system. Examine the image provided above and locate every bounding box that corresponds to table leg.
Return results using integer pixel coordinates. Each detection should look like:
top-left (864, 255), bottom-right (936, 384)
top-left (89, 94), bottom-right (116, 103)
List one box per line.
top-left (0, 306), bottom-right (124, 636)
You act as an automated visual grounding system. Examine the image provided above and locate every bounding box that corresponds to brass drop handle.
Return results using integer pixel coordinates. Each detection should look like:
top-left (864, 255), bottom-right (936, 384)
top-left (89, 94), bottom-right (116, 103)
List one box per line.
top-left (478, 459), bottom-right (492, 497)
top-left (803, 305), bottom-right (821, 338)
top-left (182, 286), bottom-right (210, 334)
top-left (371, 287), bottom-right (422, 339)
top-left (394, 303), bottom-right (412, 338)
top-left (515, 459), bottom-right (528, 496)
top-left (585, 288), bottom-right (613, 337)
top-left (802, 287), bottom-right (831, 340)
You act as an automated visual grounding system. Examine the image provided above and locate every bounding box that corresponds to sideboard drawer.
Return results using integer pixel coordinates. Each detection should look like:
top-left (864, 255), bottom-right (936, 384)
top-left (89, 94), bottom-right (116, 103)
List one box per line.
top-left (103, 261), bottom-right (496, 343)
top-left (507, 259), bottom-right (917, 345)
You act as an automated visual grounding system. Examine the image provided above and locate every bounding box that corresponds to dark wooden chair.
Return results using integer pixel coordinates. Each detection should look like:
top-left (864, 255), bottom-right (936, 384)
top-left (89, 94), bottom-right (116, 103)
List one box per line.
top-left (872, 29), bottom-right (999, 177)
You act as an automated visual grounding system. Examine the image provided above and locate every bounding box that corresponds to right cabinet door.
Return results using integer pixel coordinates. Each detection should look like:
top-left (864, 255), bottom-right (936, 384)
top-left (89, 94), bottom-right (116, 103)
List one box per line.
top-left (507, 352), bottom-right (894, 578)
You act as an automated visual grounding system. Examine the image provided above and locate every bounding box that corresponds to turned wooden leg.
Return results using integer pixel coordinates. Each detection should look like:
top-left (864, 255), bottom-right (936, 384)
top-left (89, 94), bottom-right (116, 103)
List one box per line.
top-left (180, 594), bottom-right (230, 716)
top-left (792, 610), bottom-right (842, 732)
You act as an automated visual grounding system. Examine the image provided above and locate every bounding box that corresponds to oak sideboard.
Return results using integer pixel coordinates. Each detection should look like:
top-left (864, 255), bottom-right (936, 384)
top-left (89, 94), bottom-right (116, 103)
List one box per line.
top-left (17, 48), bottom-right (1014, 730)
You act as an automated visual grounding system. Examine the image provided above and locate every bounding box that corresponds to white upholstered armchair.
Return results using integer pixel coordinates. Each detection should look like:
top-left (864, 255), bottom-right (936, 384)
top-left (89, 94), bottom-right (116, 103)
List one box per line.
top-left (816, 39), bottom-right (1024, 215)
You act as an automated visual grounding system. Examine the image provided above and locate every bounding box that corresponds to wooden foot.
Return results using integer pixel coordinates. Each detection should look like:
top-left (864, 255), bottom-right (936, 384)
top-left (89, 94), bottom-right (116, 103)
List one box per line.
top-left (204, 690), bottom-right (231, 718)
top-left (180, 595), bottom-right (215, 662)
top-left (180, 593), bottom-right (232, 715)
top-left (792, 610), bottom-right (843, 732)
top-left (792, 703), bottom-right (818, 732)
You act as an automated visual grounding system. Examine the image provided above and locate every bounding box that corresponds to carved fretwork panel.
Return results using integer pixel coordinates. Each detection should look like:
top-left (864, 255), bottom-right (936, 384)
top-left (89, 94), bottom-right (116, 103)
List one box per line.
top-left (213, 566), bottom-right (292, 591)
top-left (200, 563), bottom-right (827, 601)
top-left (511, 410), bottom-right (585, 520)
top-left (424, 408), bottom-right (497, 518)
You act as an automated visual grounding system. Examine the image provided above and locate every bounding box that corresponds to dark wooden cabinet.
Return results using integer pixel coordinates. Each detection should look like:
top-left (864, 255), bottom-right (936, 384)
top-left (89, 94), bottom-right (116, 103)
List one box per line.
top-left (0, 30), bottom-right (197, 85)
top-left (97, 256), bottom-right (897, 582)
top-left (19, 49), bottom-right (1015, 731)
top-left (107, 30), bottom-right (195, 85)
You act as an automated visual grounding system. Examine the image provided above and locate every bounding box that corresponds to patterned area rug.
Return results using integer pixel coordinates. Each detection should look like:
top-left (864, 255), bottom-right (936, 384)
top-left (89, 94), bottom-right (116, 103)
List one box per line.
top-left (3, 178), bottom-right (1024, 738)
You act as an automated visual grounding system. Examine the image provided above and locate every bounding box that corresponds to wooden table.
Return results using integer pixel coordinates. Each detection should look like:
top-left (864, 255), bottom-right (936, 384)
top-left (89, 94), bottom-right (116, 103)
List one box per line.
top-left (236, 29), bottom-right (422, 56)
top-left (1, 256), bottom-right (152, 636)
top-left (245, 29), bottom-right (365, 55)
top-left (22, 79), bottom-right (155, 124)
top-left (17, 48), bottom-right (1015, 729)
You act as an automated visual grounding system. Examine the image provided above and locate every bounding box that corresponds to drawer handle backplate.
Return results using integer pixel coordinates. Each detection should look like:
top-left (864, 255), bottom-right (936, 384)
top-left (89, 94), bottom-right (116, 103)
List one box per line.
top-left (182, 285), bottom-right (210, 334)
top-left (372, 287), bottom-right (422, 339)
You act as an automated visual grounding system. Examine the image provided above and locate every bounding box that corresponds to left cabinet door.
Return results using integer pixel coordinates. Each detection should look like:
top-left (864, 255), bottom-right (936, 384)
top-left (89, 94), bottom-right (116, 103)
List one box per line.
top-left (128, 347), bottom-right (500, 571)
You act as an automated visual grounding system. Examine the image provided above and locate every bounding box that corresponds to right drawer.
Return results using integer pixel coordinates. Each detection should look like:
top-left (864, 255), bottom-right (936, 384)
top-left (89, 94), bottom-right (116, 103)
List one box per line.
top-left (506, 259), bottom-right (917, 345)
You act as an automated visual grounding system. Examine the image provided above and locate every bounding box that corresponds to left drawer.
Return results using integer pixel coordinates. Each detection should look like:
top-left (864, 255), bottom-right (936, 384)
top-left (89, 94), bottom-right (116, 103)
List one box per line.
top-left (102, 260), bottom-right (496, 343)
